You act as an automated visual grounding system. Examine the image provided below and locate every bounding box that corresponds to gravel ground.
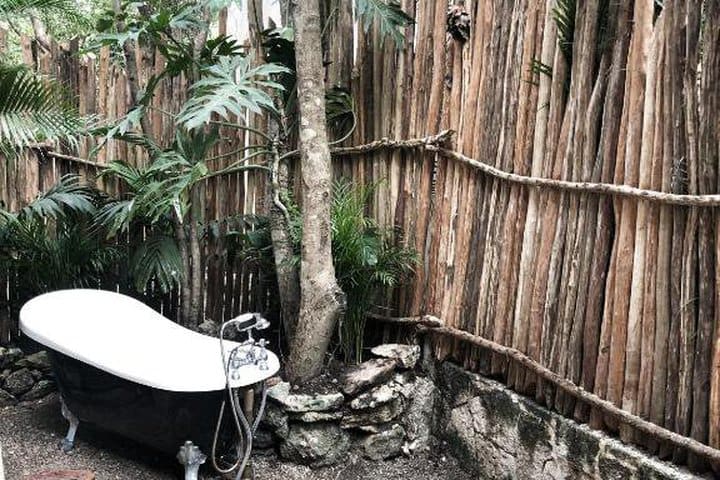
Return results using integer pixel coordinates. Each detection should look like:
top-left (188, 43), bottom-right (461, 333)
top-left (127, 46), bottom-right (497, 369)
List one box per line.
top-left (0, 394), bottom-right (473, 480)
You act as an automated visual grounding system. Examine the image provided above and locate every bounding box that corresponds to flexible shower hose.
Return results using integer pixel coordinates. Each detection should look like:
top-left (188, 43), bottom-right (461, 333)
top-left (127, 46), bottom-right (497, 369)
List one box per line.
top-left (211, 319), bottom-right (269, 479)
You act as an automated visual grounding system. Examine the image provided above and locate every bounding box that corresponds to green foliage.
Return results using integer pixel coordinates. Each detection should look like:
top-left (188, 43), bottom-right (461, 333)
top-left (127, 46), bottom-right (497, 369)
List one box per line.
top-left (128, 233), bottom-right (183, 293)
top-left (0, 0), bottom-right (74, 16)
top-left (329, 180), bottom-right (417, 363)
top-left (356, 0), bottom-right (413, 47)
top-left (221, 214), bottom-right (277, 271)
top-left (89, 1), bottom-right (205, 51)
top-left (97, 129), bottom-right (221, 293)
top-left (177, 55), bottom-right (289, 130)
top-left (552, 0), bottom-right (576, 64)
top-left (0, 65), bottom-right (83, 150)
top-left (325, 86), bottom-right (355, 139)
top-left (0, 175), bottom-right (121, 304)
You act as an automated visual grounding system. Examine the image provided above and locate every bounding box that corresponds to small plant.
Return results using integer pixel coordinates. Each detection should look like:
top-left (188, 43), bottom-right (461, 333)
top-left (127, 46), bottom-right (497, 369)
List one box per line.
top-left (329, 180), bottom-right (417, 364)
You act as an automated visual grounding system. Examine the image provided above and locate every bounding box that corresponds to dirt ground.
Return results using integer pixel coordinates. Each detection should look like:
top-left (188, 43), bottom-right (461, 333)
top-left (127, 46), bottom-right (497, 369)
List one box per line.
top-left (0, 394), bottom-right (473, 480)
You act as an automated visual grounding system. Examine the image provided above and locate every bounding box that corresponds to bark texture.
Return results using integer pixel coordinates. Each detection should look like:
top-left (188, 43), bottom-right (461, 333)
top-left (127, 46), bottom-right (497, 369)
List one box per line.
top-left (285, 0), bottom-right (346, 384)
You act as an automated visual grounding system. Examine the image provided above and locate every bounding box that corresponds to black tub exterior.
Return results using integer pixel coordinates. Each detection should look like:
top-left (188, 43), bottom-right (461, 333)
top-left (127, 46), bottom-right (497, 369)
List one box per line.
top-left (49, 350), bottom-right (225, 456)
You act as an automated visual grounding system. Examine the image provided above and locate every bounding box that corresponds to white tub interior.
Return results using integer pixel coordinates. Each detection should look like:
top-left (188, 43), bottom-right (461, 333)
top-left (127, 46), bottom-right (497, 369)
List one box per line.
top-left (19, 289), bottom-right (280, 392)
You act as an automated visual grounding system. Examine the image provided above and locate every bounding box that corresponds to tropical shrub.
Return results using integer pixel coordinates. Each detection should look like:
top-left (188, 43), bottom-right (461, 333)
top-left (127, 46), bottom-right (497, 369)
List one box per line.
top-left (0, 175), bottom-right (121, 310)
top-left (329, 180), bottom-right (417, 363)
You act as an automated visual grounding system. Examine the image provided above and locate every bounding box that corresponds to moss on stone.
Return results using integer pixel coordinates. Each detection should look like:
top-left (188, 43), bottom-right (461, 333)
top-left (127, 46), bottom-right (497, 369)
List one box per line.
top-left (560, 423), bottom-right (601, 468)
top-left (517, 412), bottom-right (550, 453)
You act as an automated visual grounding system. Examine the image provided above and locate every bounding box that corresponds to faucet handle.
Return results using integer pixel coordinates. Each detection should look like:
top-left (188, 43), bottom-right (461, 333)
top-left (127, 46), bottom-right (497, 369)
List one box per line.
top-left (256, 339), bottom-right (269, 370)
top-left (253, 314), bottom-right (270, 330)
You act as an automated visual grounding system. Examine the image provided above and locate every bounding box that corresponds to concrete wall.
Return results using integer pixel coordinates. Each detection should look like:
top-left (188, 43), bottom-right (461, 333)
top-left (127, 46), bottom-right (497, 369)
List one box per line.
top-left (432, 362), bottom-right (706, 480)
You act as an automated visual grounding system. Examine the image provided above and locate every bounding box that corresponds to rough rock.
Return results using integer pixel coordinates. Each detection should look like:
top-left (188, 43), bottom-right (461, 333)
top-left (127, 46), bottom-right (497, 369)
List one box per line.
top-left (23, 470), bottom-right (95, 480)
top-left (436, 362), bottom-right (702, 480)
top-left (290, 411), bottom-right (343, 423)
top-left (350, 383), bottom-right (399, 410)
top-left (371, 344), bottom-right (420, 369)
top-left (342, 358), bottom-right (397, 396)
top-left (0, 347), bottom-right (23, 369)
top-left (14, 351), bottom-right (52, 372)
top-left (0, 388), bottom-right (17, 406)
top-left (268, 382), bottom-right (344, 413)
top-left (341, 397), bottom-right (404, 429)
top-left (263, 402), bottom-right (290, 439)
top-left (5, 368), bottom-right (35, 396)
top-left (390, 371), bottom-right (418, 397)
top-left (253, 428), bottom-right (276, 449)
top-left (361, 424), bottom-right (406, 460)
top-left (400, 376), bottom-right (436, 453)
top-left (21, 380), bottom-right (56, 401)
top-left (197, 320), bottom-right (219, 337)
top-left (279, 422), bottom-right (350, 467)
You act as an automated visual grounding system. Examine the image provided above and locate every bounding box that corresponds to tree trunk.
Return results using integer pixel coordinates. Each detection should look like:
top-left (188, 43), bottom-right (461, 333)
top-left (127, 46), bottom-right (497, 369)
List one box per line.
top-left (187, 185), bottom-right (204, 329)
top-left (175, 220), bottom-right (192, 327)
top-left (269, 154), bottom-right (300, 340)
top-left (285, 0), bottom-right (346, 384)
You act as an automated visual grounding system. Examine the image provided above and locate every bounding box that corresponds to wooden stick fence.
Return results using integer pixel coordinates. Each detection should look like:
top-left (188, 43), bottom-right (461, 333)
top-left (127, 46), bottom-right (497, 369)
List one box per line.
top-left (2, 0), bottom-right (720, 473)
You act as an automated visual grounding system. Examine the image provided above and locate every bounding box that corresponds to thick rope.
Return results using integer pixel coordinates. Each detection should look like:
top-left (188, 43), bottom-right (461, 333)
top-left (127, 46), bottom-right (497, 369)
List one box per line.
top-left (37, 131), bottom-right (720, 206)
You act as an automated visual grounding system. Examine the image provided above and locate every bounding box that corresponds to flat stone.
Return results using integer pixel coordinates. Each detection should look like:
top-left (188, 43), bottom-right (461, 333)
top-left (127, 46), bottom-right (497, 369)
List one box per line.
top-left (371, 344), bottom-right (420, 369)
top-left (355, 424), bottom-right (383, 434)
top-left (341, 397), bottom-right (404, 429)
top-left (21, 379), bottom-right (56, 401)
top-left (268, 382), bottom-right (344, 413)
top-left (14, 351), bottom-right (52, 371)
top-left (0, 347), bottom-right (23, 369)
top-left (0, 388), bottom-right (17, 406)
top-left (361, 424), bottom-right (406, 460)
top-left (5, 368), bottom-right (35, 396)
top-left (24, 470), bottom-right (95, 480)
top-left (342, 358), bottom-right (397, 396)
top-left (279, 422), bottom-right (350, 467)
top-left (291, 411), bottom-right (344, 423)
top-left (350, 383), bottom-right (399, 410)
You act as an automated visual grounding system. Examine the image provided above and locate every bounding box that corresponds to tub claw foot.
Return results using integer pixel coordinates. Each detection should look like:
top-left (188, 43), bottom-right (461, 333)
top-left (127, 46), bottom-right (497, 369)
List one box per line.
top-left (177, 441), bottom-right (206, 480)
top-left (60, 398), bottom-right (79, 453)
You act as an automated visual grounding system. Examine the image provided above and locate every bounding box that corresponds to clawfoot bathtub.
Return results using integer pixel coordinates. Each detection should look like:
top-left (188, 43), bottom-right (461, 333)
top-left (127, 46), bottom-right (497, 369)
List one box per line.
top-left (19, 289), bottom-right (280, 479)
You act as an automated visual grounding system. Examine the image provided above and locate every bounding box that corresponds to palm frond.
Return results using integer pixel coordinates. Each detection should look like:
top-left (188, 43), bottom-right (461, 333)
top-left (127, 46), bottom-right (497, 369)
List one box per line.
top-left (17, 174), bottom-right (95, 221)
top-left (0, 66), bottom-right (83, 149)
top-left (176, 55), bottom-right (289, 131)
top-left (129, 233), bottom-right (184, 292)
top-left (355, 0), bottom-right (413, 47)
top-left (0, 176), bottom-right (120, 298)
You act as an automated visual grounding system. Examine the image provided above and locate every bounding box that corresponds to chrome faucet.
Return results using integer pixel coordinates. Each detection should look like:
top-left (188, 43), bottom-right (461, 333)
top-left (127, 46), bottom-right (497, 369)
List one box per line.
top-left (225, 313), bottom-right (270, 378)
